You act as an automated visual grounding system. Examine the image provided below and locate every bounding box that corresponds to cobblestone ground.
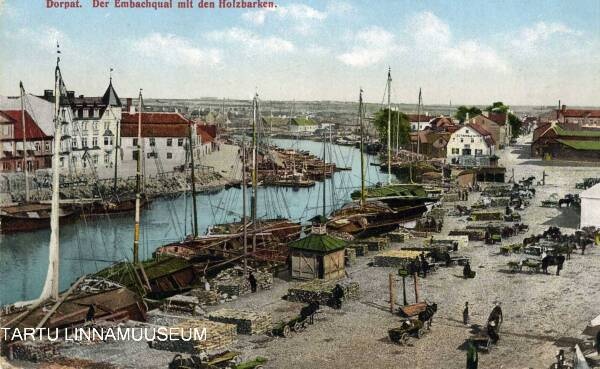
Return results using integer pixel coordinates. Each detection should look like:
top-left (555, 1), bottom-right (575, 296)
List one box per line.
top-left (11, 135), bottom-right (600, 369)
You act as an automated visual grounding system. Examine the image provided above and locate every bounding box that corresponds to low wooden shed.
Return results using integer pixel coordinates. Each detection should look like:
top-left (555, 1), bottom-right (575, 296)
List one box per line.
top-left (288, 233), bottom-right (347, 281)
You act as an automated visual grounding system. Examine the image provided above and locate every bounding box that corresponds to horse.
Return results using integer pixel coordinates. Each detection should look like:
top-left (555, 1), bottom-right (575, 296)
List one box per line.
top-left (300, 301), bottom-right (320, 324)
top-left (418, 303), bottom-right (438, 328)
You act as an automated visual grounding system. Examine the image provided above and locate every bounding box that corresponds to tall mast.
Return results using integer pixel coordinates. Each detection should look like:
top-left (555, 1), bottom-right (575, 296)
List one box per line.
top-left (133, 90), bottom-right (143, 264)
top-left (322, 130), bottom-right (326, 218)
top-left (416, 88), bottom-right (422, 157)
top-left (39, 57), bottom-right (62, 301)
top-left (242, 121), bottom-right (248, 273)
top-left (20, 82), bottom-right (30, 203)
top-left (387, 67), bottom-right (392, 185)
top-left (188, 122), bottom-right (198, 237)
top-left (113, 113), bottom-right (120, 194)
top-left (359, 88), bottom-right (366, 207)
top-left (251, 93), bottom-right (259, 253)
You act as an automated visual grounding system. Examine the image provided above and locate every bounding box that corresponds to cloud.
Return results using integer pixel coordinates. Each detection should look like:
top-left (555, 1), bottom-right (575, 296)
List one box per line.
top-left (326, 0), bottom-right (355, 14)
top-left (512, 21), bottom-right (582, 50)
top-left (443, 41), bottom-right (508, 72)
top-left (133, 33), bottom-right (221, 67)
top-left (408, 11), bottom-right (508, 72)
top-left (206, 28), bottom-right (295, 54)
top-left (337, 26), bottom-right (399, 67)
top-left (409, 11), bottom-right (450, 48)
top-left (241, 3), bottom-right (326, 34)
top-left (14, 26), bottom-right (69, 53)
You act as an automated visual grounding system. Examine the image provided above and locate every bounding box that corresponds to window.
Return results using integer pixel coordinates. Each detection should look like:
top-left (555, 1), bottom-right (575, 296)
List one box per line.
top-left (83, 109), bottom-right (88, 118)
top-left (104, 153), bottom-right (110, 164)
top-left (72, 156), bottom-right (78, 165)
top-left (178, 138), bottom-right (184, 146)
top-left (45, 142), bottom-right (50, 152)
top-left (82, 122), bottom-right (88, 132)
top-left (471, 138), bottom-right (474, 143)
top-left (460, 138), bottom-right (464, 143)
top-left (81, 137), bottom-right (87, 148)
top-left (35, 142), bottom-right (41, 152)
top-left (167, 152), bottom-right (173, 159)
top-left (167, 138), bottom-right (173, 146)
top-left (92, 155), bottom-right (99, 164)
top-left (104, 136), bottom-right (113, 146)
top-left (94, 109), bottom-right (99, 118)
top-left (89, 109), bottom-right (94, 118)
top-left (451, 148), bottom-right (459, 154)
top-left (92, 121), bottom-right (98, 133)
top-left (133, 138), bottom-right (138, 147)
top-left (149, 138), bottom-right (156, 146)
top-left (147, 152), bottom-right (157, 159)
top-left (92, 137), bottom-right (98, 147)
top-left (474, 149), bottom-right (483, 156)
top-left (132, 150), bottom-right (139, 161)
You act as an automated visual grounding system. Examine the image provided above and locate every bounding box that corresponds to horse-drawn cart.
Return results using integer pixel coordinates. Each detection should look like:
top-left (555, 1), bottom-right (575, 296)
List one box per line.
top-left (270, 302), bottom-right (320, 338)
top-left (388, 319), bottom-right (429, 345)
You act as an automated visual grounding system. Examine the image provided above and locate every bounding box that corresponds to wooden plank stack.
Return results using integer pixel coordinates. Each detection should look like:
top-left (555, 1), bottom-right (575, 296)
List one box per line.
top-left (388, 228), bottom-right (413, 243)
top-left (347, 243), bottom-right (369, 256)
top-left (373, 249), bottom-right (423, 267)
top-left (161, 295), bottom-right (200, 314)
top-left (207, 308), bottom-right (272, 335)
top-left (151, 318), bottom-right (237, 353)
top-left (287, 279), bottom-right (360, 305)
top-left (213, 267), bottom-right (273, 297)
top-left (363, 237), bottom-right (389, 251)
top-left (345, 247), bottom-right (356, 265)
top-left (449, 229), bottom-right (485, 241)
top-left (190, 289), bottom-right (221, 306)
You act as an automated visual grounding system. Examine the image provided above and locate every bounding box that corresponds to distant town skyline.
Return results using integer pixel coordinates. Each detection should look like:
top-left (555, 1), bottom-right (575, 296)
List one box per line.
top-left (1, 0), bottom-right (599, 106)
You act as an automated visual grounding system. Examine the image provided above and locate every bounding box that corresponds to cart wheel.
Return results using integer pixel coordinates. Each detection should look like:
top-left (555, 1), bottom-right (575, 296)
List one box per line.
top-left (399, 333), bottom-right (409, 345)
top-left (293, 322), bottom-right (302, 332)
top-left (231, 355), bottom-right (242, 364)
top-left (282, 325), bottom-right (291, 338)
top-left (255, 366), bottom-right (264, 369)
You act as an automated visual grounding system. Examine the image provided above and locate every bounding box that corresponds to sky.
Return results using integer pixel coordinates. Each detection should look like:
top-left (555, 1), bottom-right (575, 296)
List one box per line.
top-left (0, 0), bottom-right (599, 106)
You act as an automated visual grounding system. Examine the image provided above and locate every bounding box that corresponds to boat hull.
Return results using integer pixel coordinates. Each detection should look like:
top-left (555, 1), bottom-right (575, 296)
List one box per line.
top-left (0, 204), bottom-right (79, 234)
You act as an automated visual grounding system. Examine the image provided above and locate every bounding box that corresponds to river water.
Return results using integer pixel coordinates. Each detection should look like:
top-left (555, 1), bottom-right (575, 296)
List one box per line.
top-left (0, 139), bottom-right (391, 305)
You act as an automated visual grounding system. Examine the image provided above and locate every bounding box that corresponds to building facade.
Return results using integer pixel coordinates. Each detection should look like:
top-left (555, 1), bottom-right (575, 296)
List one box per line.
top-left (0, 110), bottom-right (53, 172)
top-left (447, 124), bottom-right (495, 165)
top-left (556, 106), bottom-right (600, 128)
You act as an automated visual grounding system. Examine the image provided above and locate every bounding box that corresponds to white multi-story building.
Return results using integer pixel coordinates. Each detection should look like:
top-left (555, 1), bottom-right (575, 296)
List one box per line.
top-left (447, 124), bottom-right (495, 165)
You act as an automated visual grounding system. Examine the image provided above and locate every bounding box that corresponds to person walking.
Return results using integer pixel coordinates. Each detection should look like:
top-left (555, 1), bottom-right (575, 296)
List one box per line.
top-left (463, 302), bottom-right (469, 325)
top-left (248, 272), bottom-right (257, 293)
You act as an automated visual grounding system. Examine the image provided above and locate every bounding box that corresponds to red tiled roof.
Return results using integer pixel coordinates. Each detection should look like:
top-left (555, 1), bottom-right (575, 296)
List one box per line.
top-left (122, 112), bottom-right (191, 125)
top-left (465, 123), bottom-right (495, 146)
top-left (0, 110), bottom-right (52, 140)
top-left (487, 112), bottom-right (507, 125)
top-left (197, 125), bottom-right (214, 143)
top-left (121, 112), bottom-right (192, 138)
top-left (558, 109), bottom-right (600, 118)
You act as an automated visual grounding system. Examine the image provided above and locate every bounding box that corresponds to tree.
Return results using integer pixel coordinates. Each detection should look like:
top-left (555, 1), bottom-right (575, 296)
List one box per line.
top-left (454, 106), bottom-right (482, 123)
top-left (372, 108), bottom-right (411, 148)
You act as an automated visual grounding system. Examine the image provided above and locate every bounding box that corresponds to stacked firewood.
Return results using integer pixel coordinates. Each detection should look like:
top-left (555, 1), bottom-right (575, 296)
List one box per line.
top-left (151, 319), bottom-right (237, 353)
top-left (213, 267), bottom-right (273, 297)
top-left (190, 289), bottom-right (221, 306)
top-left (287, 279), bottom-right (360, 305)
top-left (207, 308), bottom-right (272, 335)
top-left (373, 249), bottom-right (424, 267)
top-left (363, 237), bottom-right (389, 251)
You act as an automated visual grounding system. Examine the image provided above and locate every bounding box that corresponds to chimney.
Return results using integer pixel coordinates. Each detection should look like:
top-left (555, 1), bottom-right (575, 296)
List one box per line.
top-left (126, 98), bottom-right (132, 112)
top-left (561, 104), bottom-right (566, 112)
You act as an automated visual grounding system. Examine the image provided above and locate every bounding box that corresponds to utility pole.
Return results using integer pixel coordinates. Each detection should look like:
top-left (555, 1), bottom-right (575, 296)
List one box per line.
top-left (20, 82), bottom-right (30, 203)
top-left (387, 67), bottom-right (392, 185)
top-left (133, 89), bottom-right (143, 264)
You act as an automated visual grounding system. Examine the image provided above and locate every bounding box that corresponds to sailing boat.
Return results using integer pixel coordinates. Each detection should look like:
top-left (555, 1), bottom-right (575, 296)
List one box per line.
top-left (352, 70), bottom-right (438, 209)
top-left (327, 88), bottom-right (428, 237)
top-left (0, 82), bottom-right (79, 234)
top-left (155, 93), bottom-right (301, 262)
top-left (0, 58), bottom-right (145, 336)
